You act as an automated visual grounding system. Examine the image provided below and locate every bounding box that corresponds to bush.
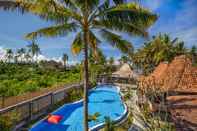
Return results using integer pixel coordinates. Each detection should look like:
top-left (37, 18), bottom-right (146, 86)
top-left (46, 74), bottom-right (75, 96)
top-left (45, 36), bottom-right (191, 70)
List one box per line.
top-left (0, 112), bottom-right (19, 131)
top-left (104, 117), bottom-right (115, 131)
top-left (0, 63), bottom-right (81, 97)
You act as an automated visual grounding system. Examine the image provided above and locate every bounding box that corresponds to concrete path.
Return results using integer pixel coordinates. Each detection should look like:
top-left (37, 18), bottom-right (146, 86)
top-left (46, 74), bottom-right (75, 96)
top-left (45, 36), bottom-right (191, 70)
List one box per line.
top-left (127, 86), bottom-right (147, 131)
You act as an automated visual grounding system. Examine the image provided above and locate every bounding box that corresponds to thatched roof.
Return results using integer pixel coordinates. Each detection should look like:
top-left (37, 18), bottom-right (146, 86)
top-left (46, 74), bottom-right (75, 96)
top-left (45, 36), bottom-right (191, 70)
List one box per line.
top-left (139, 55), bottom-right (197, 131)
top-left (113, 63), bottom-right (137, 78)
top-left (139, 55), bottom-right (197, 92)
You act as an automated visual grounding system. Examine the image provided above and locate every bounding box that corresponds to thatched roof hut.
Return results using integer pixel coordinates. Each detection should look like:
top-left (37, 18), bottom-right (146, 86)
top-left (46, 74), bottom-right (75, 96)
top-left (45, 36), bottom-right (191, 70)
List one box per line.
top-left (112, 63), bottom-right (137, 78)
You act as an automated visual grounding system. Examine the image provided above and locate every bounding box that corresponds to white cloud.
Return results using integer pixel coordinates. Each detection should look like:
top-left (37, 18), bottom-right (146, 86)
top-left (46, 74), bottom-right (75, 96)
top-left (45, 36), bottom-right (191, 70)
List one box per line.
top-left (67, 60), bottom-right (79, 65)
top-left (0, 46), bottom-right (79, 65)
top-left (171, 0), bottom-right (197, 46)
top-left (35, 54), bottom-right (49, 62)
top-left (0, 47), bottom-right (6, 61)
top-left (174, 27), bottom-right (197, 46)
top-left (149, 0), bottom-right (197, 47)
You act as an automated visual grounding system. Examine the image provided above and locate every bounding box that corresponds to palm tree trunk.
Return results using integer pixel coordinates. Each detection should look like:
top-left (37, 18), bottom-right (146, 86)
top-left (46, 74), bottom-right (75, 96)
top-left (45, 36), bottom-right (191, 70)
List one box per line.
top-left (64, 61), bottom-right (67, 70)
top-left (83, 29), bottom-right (89, 131)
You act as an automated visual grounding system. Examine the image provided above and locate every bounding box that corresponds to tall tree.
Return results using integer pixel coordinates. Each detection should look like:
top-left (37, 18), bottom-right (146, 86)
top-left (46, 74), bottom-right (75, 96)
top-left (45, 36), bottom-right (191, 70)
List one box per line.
top-left (0, 1), bottom-right (157, 130)
top-left (14, 53), bottom-right (19, 64)
top-left (190, 45), bottom-right (197, 65)
top-left (27, 40), bottom-right (41, 62)
top-left (24, 52), bottom-right (32, 63)
top-left (5, 49), bottom-right (13, 63)
top-left (120, 55), bottom-right (130, 64)
top-left (132, 34), bottom-right (188, 74)
top-left (62, 53), bottom-right (68, 69)
top-left (17, 48), bottom-right (26, 63)
top-left (109, 57), bottom-right (114, 66)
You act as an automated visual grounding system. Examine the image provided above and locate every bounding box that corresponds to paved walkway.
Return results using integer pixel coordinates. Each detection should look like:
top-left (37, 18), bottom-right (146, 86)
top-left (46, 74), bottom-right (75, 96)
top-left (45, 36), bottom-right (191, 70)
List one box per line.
top-left (127, 86), bottom-right (147, 131)
top-left (112, 83), bottom-right (147, 131)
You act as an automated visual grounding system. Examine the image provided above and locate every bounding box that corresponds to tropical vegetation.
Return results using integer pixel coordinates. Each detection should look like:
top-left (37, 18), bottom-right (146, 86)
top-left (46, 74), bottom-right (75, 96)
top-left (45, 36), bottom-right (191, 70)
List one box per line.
top-left (132, 34), bottom-right (197, 74)
top-left (0, 0), bottom-right (157, 130)
top-left (0, 62), bottom-right (80, 97)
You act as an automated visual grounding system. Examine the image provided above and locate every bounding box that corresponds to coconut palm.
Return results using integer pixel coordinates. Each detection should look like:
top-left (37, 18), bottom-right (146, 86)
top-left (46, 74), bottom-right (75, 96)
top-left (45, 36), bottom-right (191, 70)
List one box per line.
top-left (5, 49), bottom-right (13, 63)
top-left (120, 55), bottom-right (130, 64)
top-left (24, 52), bottom-right (32, 63)
top-left (14, 53), bottom-right (19, 64)
top-left (0, 1), bottom-right (157, 130)
top-left (17, 48), bottom-right (26, 63)
top-left (104, 117), bottom-right (115, 131)
top-left (174, 41), bottom-right (187, 56)
top-left (132, 34), bottom-right (188, 74)
top-left (109, 57), bottom-right (114, 66)
top-left (27, 40), bottom-right (41, 62)
top-left (190, 45), bottom-right (197, 64)
top-left (62, 53), bottom-right (68, 69)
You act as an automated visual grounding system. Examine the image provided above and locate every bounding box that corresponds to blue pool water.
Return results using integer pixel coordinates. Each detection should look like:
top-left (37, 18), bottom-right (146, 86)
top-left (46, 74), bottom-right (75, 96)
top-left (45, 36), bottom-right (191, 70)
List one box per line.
top-left (30, 85), bottom-right (126, 131)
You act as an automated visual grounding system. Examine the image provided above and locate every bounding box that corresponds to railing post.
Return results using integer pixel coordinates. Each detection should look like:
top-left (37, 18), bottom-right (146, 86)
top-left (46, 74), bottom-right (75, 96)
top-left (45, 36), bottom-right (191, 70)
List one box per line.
top-left (29, 101), bottom-right (33, 121)
top-left (51, 92), bottom-right (54, 106)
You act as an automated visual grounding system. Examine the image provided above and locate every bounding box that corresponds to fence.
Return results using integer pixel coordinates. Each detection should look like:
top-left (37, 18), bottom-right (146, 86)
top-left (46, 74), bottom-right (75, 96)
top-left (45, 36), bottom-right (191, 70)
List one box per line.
top-left (0, 83), bottom-right (83, 130)
top-left (96, 74), bottom-right (136, 85)
top-left (0, 75), bottom-right (136, 130)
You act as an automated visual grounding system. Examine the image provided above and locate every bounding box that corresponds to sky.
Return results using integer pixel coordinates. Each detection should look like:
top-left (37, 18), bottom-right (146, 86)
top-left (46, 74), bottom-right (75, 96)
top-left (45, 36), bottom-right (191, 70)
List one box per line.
top-left (0, 0), bottom-right (197, 64)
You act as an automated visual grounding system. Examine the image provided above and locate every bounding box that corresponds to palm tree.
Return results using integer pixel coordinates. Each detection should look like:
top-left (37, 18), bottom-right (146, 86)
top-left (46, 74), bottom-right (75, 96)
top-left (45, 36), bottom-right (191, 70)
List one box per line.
top-left (108, 57), bottom-right (115, 74)
top-left (5, 49), bottom-right (13, 63)
top-left (109, 57), bottom-right (114, 66)
top-left (0, 1), bottom-right (157, 130)
top-left (120, 55), bottom-right (130, 64)
top-left (190, 45), bottom-right (197, 64)
top-left (24, 52), bottom-right (32, 63)
top-left (27, 40), bottom-right (41, 63)
top-left (14, 53), bottom-right (19, 64)
top-left (174, 41), bottom-right (187, 56)
top-left (17, 48), bottom-right (26, 63)
top-left (132, 34), bottom-right (188, 74)
top-left (104, 117), bottom-right (115, 131)
top-left (62, 53), bottom-right (68, 69)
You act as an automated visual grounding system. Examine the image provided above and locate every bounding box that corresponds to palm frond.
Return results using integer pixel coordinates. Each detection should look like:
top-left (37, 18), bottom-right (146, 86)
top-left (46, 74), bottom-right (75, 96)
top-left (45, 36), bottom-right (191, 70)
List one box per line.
top-left (59, 0), bottom-right (78, 10)
top-left (71, 32), bottom-right (84, 55)
top-left (99, 29), bottom-right (133, 54)
top-left (98, 0), bottom-right (110, 12)
top-left (26, 23), bottom-right (78, 39)
top-left (88, 30), bottom-right (101, 58)
top-left (0, 0), bottom-right (82, 23)
top-left (93, 20), bottom-right (148, 37)
top-left (97, 3), bottom-right (157, 28)
top-left (113, 0), bottom-right (126, 5)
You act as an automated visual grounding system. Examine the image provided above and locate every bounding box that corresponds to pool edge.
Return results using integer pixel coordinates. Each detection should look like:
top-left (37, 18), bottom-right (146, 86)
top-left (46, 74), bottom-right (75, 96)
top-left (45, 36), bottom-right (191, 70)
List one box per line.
top-left (90, 84), bottom-right (128, 131)
top-left (30, 84), bottom-right (127, 131)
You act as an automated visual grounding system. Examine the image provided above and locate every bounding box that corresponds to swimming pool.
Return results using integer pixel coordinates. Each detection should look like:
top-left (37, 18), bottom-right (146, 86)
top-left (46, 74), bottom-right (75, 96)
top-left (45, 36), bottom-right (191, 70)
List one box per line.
top-left (30, 84), bottom-right (127, 131)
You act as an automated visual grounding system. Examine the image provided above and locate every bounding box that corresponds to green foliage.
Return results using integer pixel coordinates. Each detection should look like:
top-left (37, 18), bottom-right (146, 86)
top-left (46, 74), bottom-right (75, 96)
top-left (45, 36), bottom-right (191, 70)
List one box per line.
top-left (65, 87), bottom-right (83, 102)
top-left (0, 63), bottom-right (80, 97)
top-left (119, 55), bottom-right (131, 64)
top-left (190, 45), bottom-right (197, 65)
top-left (115, 113), bottom-right (133, 131)
top-left (0, 0), bottom-right (157, 57)
top-left (88, 112), bottom-right (101, 122)
top-left (132, 34), bottom-right (189, 74)
top-left (104, 117), bottom-right (115, 131)
top-left (0, 112), bottom-right (20, 131)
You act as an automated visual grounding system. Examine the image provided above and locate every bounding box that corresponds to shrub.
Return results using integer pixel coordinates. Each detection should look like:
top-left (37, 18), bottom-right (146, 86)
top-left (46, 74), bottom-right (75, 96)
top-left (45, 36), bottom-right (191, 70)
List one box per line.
top-left (0, 112), bottom-right (19, 131)
top-left (104, 117), bottom-right (115, 131)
